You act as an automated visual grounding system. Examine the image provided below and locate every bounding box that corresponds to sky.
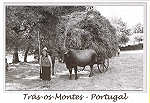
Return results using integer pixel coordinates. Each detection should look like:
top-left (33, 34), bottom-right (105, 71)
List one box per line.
top-left (95, 6), bottom-right (144, 28)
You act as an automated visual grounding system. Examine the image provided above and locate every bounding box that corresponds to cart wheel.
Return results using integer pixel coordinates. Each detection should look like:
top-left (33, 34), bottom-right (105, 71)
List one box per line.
top-left (103, 59), bottom-right (109, 72)
top-left (97, 64), bottom-right (102, 73)
top-left (78, 66), bottom-right (86, 72)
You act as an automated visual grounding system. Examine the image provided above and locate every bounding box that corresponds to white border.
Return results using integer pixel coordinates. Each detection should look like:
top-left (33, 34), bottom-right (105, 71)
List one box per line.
top-left (3, 2), bottom-right (147, 92)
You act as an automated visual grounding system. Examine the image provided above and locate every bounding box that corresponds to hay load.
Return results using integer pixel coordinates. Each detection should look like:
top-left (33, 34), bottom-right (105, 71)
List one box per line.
top-left (56, 9), bottom-right (119, 60)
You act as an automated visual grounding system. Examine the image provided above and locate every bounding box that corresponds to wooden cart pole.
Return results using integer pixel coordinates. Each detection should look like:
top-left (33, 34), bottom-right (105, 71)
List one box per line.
top-left (38, 31), bottom-right (40, 62)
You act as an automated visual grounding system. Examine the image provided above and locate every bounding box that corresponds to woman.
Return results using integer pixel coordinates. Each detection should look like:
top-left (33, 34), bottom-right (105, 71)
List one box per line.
top-left (40, 47), bottom-right (52, 80)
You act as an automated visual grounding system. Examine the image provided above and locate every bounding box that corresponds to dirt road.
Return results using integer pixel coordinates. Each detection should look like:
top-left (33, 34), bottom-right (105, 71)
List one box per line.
top-left (5, 50), bottom-right (143, 91)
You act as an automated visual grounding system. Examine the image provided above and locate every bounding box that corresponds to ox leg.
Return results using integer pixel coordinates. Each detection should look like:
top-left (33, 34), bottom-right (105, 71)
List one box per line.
top-left (52, 63), bottom-right (55, 76)
top-left (51, 57), bottom-right (55, 76)
top-left (103, 63), bottom-right (108, 73)
top-left (74, 67), bottom-right (78, 80)
top-left (69, 68), bottom-right (72, 80)
top-left (102, 64), bottom-right (105, 72)
top-left (101, 62), bottom-right (106, 73)
top-left (89, 65), bottom-right (94, 77)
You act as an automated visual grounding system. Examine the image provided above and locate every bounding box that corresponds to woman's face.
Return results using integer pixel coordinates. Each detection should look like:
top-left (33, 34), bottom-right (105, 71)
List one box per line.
top-left (42, 50), bottom-right (47, 56)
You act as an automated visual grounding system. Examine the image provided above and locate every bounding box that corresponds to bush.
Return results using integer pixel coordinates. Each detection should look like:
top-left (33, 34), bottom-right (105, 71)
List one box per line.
top-left (120, 44), bottom-right (143, 51)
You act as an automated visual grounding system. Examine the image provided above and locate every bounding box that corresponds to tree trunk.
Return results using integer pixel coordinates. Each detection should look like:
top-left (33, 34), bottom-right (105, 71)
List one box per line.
top-left (63, 26), bottom-right (69, 52)
top-left (24, 46), bottom-right (30, 62)
top-left (12, 47), bottom-right (19, 63)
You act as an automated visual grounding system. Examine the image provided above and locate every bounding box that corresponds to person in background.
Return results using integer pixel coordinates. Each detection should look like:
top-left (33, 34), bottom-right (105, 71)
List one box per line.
top-left (40, 47), bottom-right (52, 80)
top-left (117, 48), bottom-right (120, 56)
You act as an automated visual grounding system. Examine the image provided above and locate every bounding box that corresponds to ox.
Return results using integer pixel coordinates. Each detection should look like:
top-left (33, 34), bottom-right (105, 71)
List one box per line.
top-left (64, 49), bottom-right (97, 80)
top-left (79, 56), bottom-right (109, 73)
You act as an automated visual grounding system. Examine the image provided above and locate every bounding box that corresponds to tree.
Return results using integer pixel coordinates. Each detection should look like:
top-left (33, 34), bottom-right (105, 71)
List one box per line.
top-left (6, 6), bottom-right (25, 63)
top-left (6, 6), bottom-right (87, 63)
top-left (110, 17), bottom-right (131, 46)
top-left (133, 23), bottom-right (144, 33)
top-left (6, 6), bottom-right (44, 63)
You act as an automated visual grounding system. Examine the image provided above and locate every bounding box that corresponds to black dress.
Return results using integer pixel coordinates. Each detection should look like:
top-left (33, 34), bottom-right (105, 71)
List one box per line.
top-left (41, 66), bottom-right (51, 80)
top-left (40, 55), bottom-right (51, 80)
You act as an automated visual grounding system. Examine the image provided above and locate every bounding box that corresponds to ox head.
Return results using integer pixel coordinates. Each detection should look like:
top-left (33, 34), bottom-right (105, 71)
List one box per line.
top-left (63, 49), bottom-right (72, 63)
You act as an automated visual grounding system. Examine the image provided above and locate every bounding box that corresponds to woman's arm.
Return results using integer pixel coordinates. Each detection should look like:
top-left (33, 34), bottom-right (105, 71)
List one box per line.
top-left (48, 55), bottom-right (53, 68)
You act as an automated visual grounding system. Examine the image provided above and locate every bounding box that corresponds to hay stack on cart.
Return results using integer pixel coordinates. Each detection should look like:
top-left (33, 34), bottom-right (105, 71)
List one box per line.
top-left (56, 9), bottom-right (119, 69)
